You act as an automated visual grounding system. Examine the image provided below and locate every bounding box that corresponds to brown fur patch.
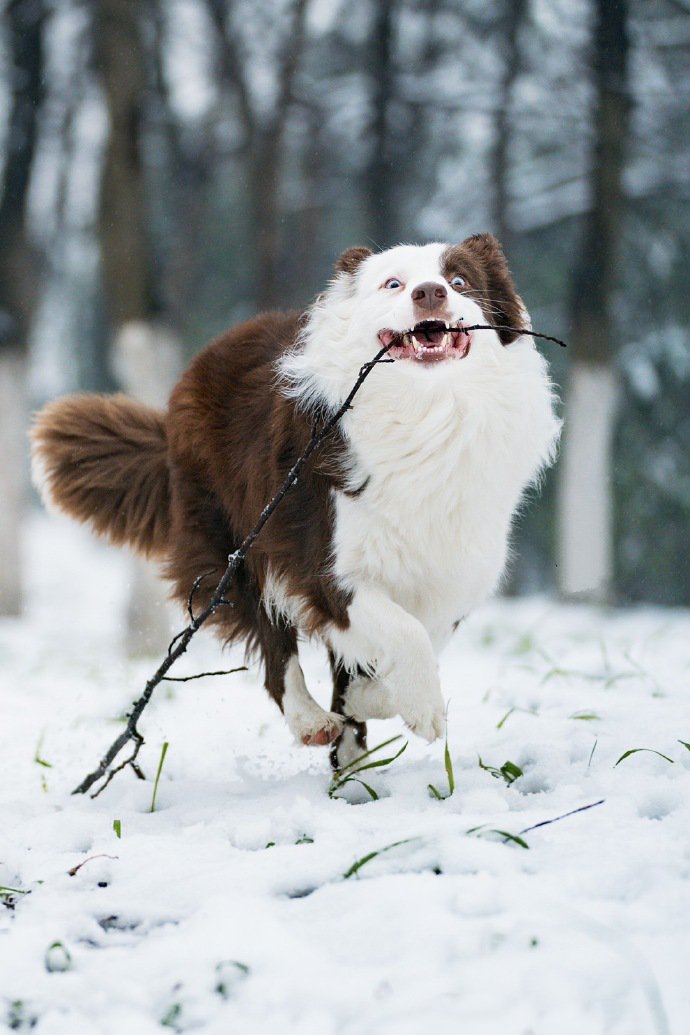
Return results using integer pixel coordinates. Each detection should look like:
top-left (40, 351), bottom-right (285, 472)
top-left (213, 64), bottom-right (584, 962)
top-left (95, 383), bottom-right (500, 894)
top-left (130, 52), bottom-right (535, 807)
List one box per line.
top-left (334, 246), bottom-right (373, 276)
top-left (163, 311), bottom-right (352, 653)
top-left (31, 394), bottom-right (170, 558)
top-left (32, 313), bottom-right (354, 716)
top-left (441, 233), bottom-right (525, 344)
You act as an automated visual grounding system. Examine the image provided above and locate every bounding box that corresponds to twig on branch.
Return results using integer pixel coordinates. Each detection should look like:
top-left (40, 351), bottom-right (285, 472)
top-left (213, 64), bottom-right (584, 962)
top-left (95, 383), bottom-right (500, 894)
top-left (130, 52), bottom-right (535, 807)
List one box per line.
top-left (67, 854), bottom-right (119, 877)
top-left (72, 324), bottom-right (565, 798)
top-left (513, 799), bottom-right (605, 840)
top-left (187, 567), bottom-right (221, 623)
top-left (161, 667), bottom-right (248, 683)
top-left (470, 325), bottom-right (567, 349)
top-left (87, 730), bottom-right (145, 799)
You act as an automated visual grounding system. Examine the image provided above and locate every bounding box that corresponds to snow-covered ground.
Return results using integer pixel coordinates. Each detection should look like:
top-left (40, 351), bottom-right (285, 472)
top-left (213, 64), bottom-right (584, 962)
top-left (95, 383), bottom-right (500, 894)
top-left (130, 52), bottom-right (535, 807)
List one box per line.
top-left (2, 514), bottom-right (690, 1035)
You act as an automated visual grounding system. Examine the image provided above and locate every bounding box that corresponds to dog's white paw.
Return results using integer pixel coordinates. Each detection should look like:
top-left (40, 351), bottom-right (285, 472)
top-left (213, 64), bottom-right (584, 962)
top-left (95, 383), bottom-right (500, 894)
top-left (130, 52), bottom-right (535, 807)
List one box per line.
top-left (344, 671), bottom-right (445, 743)
top-left (282, 656), bottom-right (344, 746)
top-left (385, 653), bottom-right (445, 742)
top-left (399, 697), bottom-right (446, 743)
top-left (293, 709), bottom-right (344, 747)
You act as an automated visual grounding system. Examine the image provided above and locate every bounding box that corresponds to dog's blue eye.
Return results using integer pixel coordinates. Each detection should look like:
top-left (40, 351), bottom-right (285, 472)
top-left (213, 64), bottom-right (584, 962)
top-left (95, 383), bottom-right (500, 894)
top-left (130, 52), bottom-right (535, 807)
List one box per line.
top-left (384, 278), bottom-right (402, 290)
top-left (450, 275), bottom-right (466, 288)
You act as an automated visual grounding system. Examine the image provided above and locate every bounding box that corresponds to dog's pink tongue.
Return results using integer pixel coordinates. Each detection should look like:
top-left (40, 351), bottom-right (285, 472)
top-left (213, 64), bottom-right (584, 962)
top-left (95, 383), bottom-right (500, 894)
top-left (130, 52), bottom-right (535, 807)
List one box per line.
top-left (417, 328), bottom-right (445, 347)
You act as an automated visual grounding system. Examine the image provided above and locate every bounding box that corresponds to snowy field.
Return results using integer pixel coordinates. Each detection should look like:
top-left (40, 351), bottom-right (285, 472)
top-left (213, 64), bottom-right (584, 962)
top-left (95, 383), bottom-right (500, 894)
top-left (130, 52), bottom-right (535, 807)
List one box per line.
top-left (2, 514), bottom-right (690, 1035)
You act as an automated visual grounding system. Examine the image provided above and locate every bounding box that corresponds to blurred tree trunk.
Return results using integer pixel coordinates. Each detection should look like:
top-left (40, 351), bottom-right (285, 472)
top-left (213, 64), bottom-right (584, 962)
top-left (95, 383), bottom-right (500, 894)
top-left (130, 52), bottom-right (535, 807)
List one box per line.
top-left (95, 0), bottom-right (157, 326)
top-left (557, 0), bottom-right (630, 602)
top-left (491, 0), bottom-right (528, 260)
top-left (366, 0), bottom-right (396, 248)
top-left (95, 0), bottom-right (179, 654)
top-left (0, 0), bottom-right (46, 615)
top-left (206, 0), bottom-right (309, 311)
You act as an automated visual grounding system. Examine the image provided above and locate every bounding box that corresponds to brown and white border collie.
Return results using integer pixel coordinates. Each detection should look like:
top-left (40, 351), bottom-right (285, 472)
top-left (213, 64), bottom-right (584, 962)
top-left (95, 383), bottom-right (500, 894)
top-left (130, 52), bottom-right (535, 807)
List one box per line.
top-left (32, 234), bottom-right (560, 768)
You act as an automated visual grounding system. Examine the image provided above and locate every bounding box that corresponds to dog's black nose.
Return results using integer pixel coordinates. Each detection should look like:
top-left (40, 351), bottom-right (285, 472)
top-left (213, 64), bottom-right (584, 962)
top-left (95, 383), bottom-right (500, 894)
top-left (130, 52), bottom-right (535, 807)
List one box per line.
top-left (411, 282), bottom-right (448, 310)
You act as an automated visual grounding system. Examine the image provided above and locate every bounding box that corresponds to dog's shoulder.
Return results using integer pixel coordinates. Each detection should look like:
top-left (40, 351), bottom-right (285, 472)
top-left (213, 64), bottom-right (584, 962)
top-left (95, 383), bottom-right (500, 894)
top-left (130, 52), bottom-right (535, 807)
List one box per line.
top-left (167, 311), bottom-right (303, 464)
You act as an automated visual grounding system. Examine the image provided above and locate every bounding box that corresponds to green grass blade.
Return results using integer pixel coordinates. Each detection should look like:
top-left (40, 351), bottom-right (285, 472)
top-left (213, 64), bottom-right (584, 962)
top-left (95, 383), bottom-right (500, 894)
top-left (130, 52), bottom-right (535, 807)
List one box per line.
top-left (332, 734), bottom-right (404, 778)
top-left (444, 737), bottom-right (455, 796)
top-left (478, 756), bottom-right (522, 784)
top-left (343, 838), bottom-right (416, 879)
top-left (352, 779), bottom-right (379, 800)
top-left (500, 761), bottom-right (523, 784)
top-left (112, 819), bottom-right (122, 839)
top-left (678, 740), bottom-right (690, 753)
top-left (428, 783), bottom-right (444, 800)
top-left (342, 741), bottom-right (408, 778)
top-left (34, 742), bottom-right (53, 768)
top-left (466, 825), bottom-right (529, 849)
top-left (215, 960), bottom-right (250, 1000)
top-left (497, 830), bottom-right (530, 849)
top-left (614, 747), bottom-right (674, 767)
top-left (331, 775), bottom-right (380, 801)
top-left (150, 741), bottom-right (170, 812)
top-left (44, 941), bottom-right (73, 973)
top-left (496, 707), bottom-right (515, 730)
top-left (587, 739), bottom-right (598, 770)
top-left (329, 736), bottom-right (408, 798)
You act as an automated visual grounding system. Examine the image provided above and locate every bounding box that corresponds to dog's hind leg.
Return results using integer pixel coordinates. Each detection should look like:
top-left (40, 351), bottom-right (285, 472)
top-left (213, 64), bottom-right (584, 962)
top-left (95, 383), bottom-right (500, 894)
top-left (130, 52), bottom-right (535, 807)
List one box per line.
top-left (327, 651), bottom-right (368, 771)
top-left (257, 610), bottom-right (344, 747)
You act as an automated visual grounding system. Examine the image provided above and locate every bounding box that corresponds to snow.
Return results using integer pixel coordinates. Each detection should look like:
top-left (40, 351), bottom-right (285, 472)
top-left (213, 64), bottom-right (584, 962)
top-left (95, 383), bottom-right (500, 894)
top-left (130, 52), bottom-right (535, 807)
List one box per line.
top-left (2, 514), bottom-right (690, 1034)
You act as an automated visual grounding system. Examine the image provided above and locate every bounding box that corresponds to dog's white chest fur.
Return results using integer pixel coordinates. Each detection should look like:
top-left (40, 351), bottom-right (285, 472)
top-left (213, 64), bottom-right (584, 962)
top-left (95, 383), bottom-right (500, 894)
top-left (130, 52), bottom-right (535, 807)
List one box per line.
top-left (332, 340), bottom-right (559, 646)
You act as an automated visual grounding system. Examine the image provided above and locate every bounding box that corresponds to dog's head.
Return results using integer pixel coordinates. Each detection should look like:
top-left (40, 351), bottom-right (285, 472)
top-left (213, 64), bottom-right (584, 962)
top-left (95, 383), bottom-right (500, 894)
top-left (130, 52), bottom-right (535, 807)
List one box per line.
top-left (284, 235), bottom-right (538, 410)
top-left (332, 235), bottom-right (527, 366)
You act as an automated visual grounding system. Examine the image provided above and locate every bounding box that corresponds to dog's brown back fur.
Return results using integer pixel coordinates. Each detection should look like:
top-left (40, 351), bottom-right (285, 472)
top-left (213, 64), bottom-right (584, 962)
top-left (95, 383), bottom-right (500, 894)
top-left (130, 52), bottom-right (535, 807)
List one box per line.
top-left (163, 311), bottom-right (352, 648)
top-left (32, 393), bottom-right (171, 558)
top-left (32, 312), bottom-right (352, 661)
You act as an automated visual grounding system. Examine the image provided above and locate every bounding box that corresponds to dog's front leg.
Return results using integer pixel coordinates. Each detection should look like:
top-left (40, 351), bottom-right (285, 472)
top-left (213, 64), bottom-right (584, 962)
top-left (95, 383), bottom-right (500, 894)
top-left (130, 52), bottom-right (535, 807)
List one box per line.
top-left (259, 611), bottom-right (343, 747)
top-left (330, 586), bottom-right (446, 743)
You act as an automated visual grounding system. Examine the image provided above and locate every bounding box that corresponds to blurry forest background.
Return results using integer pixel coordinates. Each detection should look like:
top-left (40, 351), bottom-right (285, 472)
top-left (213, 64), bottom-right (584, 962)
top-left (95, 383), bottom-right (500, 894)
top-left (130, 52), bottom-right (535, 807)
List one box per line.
top-left (1, 0), bottom-right (689, 621)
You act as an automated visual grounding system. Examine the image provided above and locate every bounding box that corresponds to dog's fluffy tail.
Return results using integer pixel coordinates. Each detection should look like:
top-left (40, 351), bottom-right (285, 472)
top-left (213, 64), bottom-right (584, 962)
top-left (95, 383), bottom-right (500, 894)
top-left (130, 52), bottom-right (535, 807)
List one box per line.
top-left (31, 394), bottom-right (171, 558)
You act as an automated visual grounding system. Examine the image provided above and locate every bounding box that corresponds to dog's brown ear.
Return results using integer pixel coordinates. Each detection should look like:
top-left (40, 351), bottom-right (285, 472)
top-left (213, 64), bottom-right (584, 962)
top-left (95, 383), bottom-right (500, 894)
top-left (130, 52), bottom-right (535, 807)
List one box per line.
top-left (458, 233), bottom-right (526, 344)
top-left (335, 246), bottom-right (372, 276)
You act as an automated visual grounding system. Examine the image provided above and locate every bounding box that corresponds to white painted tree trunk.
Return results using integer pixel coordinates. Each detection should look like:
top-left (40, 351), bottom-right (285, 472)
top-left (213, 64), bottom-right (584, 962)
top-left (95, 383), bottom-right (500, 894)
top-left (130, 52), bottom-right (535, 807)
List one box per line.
top-left (113, 321), bottom-right (181, 656)
top-left (0, 350), bottom-right (27, 615)
top-left (557, 361), bottom-right (619, 602)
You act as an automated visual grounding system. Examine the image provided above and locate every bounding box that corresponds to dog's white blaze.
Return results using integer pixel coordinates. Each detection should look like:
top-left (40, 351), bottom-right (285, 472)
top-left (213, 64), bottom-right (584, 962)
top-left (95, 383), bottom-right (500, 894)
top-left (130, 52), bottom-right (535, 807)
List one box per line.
top-left (281, 655), bottom-right (344, 744)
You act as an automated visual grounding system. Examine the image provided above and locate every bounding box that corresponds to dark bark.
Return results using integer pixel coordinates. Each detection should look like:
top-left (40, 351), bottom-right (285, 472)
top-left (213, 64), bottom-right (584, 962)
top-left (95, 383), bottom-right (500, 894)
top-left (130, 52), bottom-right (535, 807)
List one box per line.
top-left (556, 0), bottom-right (631, 603)
top-left (95, 0), bottom-right (157, 326)
top-left (366, 0), bottom-right (397, 249)
top-left (570, 0), bottom-right (630, 362)
top-left (0, 0), bottom-right (46, 352)
top-left (205, 0), bottom-right (310, 311)
top-left (149, 0), bottom-right (214, 328)
top-left (491, 0), bottom-right (528, 260)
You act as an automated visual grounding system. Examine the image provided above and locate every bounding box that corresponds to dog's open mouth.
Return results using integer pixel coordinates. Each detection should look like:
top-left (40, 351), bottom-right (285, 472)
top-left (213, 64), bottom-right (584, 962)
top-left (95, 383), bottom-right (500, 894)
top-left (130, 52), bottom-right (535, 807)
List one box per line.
top-left (377, 320), bottom-right (472, 363)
